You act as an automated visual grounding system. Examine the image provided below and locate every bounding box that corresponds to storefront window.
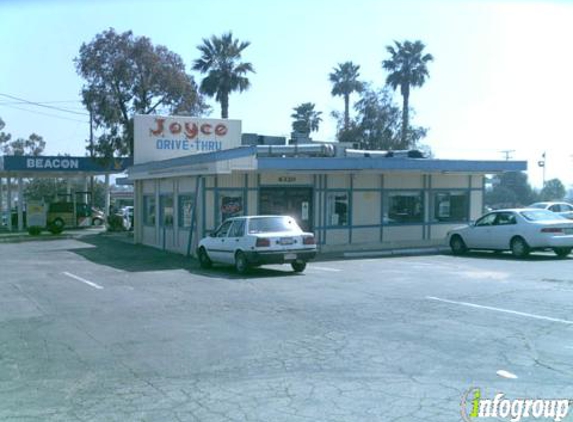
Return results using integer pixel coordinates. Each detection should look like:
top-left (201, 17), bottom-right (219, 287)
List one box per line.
top-left (433, 191), bottom-right (469, 222)
top-left (160, 195), bottom-right (174, 227)
top-left (327, 192), bottom-right (349, 226)
top-left (143, 196), bottom-right (155, 226)
top-left (219, 192), bottom-right (244, 222)
top-left (384, 191), bottom-right (423, 224)
top-left (178, 195), bottom-right (194, 228)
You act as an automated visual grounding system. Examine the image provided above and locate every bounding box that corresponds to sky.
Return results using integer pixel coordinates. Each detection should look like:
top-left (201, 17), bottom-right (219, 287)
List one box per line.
top-left (1, 0), bottom-right (572, 188)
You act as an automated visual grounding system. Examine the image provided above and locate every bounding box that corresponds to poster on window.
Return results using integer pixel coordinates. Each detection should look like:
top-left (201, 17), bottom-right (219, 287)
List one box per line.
top-left (221, 196), bottom-right (243, 221)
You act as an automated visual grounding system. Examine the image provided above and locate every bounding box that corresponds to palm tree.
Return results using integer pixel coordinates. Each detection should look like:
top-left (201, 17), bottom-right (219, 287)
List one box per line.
top-left (329, 61), bottom-right (364, 130)
top-left (291, 102), bottom-right (322, 135)
top-left (192, 32), bottom-right (254, 118)
top-left (382, 40), bottom-right (433, 149)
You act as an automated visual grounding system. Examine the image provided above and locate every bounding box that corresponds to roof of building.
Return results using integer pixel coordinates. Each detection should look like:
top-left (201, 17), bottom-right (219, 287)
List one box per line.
top-left (128, 146), bottom-right (527, 180)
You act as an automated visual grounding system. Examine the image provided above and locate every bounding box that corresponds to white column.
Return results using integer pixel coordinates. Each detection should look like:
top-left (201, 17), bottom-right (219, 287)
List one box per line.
top-left (104, 174), bottom-right (110, 220)
top-left (17, 177), bottom-right (24, 231)
top-left (0, 177), bottom-right (3, 227)
top-left (7, 177), bottom-right (12, 231)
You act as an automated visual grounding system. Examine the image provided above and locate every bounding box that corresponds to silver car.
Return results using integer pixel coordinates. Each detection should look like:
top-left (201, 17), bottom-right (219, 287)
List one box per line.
top-left (447, 209), bottom-right (573, 258)
top-left (528, 201), bottom-right (573, 219)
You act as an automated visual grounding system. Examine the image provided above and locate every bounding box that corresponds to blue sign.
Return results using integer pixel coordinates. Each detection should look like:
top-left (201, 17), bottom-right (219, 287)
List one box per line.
top-left (0, 156), bottom-right (132, 173)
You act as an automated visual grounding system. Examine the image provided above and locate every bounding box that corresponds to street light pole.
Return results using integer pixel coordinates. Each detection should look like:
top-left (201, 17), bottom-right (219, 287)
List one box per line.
top-left (537, 152), bottom-right (546, 188)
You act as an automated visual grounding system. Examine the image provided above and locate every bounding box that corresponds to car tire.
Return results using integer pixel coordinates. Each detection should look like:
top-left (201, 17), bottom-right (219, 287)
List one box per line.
top-left (449, 235), bottom-right (467, 255)
top-left (553, 247), bottom-right (571, 258)
top-left (197, 247), bottom-right (212, 269)
top-left (235, 251), bottom-right (249, 274)
top-left (53, 218), bottom-right (65, 229)
top-left (291, 260), bottom-right (307, 273)
top-left (511, 237), bottom-right (530, 258)
top-left (92, 217), bottom-right (103, 226)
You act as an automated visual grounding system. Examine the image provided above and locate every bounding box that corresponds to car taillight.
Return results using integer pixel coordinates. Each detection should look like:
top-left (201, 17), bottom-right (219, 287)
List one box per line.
top-left (303, 235), bottom-right (315, 245)
top-left (541, 227), bottom-right (564, 233)
top-left (256, 238), bottom-right (271, 247)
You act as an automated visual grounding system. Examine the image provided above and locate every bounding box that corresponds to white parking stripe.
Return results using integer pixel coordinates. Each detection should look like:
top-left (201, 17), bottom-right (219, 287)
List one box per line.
top-left (63, 272), bottom-right (104, 290)
top-left (309, 266), bottom-right (341, 272)
top-left (427, 296), bottom-right (573, 325)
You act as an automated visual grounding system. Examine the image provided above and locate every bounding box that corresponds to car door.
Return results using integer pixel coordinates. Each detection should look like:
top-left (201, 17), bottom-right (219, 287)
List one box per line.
top-left (464, 212), bottom-right (497, 248)
top-left (488, 211), bottom-right (518, 250)
top-left (222, 219), bottom-right (246, 264)
top-left (205, 220), bottom-right (233, 263)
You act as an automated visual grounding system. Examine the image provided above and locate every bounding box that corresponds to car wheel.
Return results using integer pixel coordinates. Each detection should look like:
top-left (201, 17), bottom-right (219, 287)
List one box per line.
top-left (197, 247), bottom-right (212, 269)
top-left (53, 218), bottom-right (65, 229)
top-left (235, 251), bottom-right (249, 274)
top-left (553, 247), bottom-right (572, 258)
top-left (449, 235), bottom-right (467, 255)
top-left (92, 217), bottom-right (103, 226)
top-left (291, 260), bottom-right (307, 273)
top-left (511, 237), bottom-right (530, 258)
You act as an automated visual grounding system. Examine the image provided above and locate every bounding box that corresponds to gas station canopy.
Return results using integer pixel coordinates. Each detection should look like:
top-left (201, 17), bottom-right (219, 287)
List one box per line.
top-left (0, 156), bottom-right (132, 177)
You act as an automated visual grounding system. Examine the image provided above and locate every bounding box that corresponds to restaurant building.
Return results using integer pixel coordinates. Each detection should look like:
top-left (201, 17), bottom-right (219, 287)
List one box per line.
top-left (128, 115), bottom-right (526, 255)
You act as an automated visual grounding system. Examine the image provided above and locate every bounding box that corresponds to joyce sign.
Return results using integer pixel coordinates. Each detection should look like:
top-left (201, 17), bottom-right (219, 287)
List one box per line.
top-left (134, 115), bottom-right (241, 164)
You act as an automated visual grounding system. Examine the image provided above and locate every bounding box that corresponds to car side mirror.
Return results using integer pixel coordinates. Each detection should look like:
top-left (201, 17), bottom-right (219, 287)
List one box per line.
top-left (469, 220), bottom-right (475, 227)
top-left (208, 231), bottom-right (216, 237)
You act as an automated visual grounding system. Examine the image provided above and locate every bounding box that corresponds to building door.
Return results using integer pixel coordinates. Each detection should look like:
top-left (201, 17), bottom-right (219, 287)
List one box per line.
top-left (259, 187), bottom-right (313, 232)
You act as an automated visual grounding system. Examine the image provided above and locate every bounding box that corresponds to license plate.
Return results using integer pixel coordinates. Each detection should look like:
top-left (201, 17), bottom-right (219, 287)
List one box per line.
top-left (284, 253), bottom-right (297, 260)
top-left (280, 237), bottom-right (295, 245)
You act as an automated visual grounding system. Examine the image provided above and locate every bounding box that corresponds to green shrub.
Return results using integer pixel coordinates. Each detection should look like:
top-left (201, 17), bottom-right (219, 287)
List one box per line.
top-left (107, 214), bottom-right (125, 232)
top-left (28, 226), bottom-right (43, 236)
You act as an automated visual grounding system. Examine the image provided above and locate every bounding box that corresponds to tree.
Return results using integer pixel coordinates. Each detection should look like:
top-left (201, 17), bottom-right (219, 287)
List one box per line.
top-left (291, 103), bottom-right (322, 135)
top-left (382, 40), bottom-right (433, 149)
top-left (334, 87), bottom-right (428, 150)
top-left (329, 61), bottom-right (364, 130)
top-left (0, 117), bottom-right (45, 156)
top-left (540, 178), bottom-right (566, 201)
top-left (192, 32), bottom-right (254, 119)
top-left (75, 28), bottom-right (207, 157)
top-left (486, 171), bottom-right (536, 208)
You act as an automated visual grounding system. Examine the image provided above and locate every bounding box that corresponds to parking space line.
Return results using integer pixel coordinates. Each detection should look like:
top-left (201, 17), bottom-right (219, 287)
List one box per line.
top-left (63, 272), bottom-right (104, 290)
top-left (309, 266), bottom-right (341, 272)
top-left (426, 296), bottom-right (573, 325)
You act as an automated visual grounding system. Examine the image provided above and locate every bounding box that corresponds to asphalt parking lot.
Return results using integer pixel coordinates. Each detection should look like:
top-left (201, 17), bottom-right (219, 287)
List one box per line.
top-left (1, 235), bottom-right (573, 421)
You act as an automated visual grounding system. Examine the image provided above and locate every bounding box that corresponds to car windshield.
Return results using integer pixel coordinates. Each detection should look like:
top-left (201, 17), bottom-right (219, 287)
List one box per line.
top-left (520, 210), bottom-right (567, 221)
top-left (527, 203), bottom-right (548, 209)
top-left (248, 217), bottom-right (300, 233)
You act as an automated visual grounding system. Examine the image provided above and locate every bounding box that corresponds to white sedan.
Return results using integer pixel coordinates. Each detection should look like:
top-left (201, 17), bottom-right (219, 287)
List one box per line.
top-left (447, 209), bottom-right (573, 258)
top-left (197, 215), bottom-right (317, 273)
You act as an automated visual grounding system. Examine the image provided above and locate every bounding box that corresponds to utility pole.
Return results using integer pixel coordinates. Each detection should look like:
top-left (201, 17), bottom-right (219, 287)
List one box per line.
top-left (500, 150), bottom-right (515, 161)
top-left (89, 109), bottom-right (95, 209)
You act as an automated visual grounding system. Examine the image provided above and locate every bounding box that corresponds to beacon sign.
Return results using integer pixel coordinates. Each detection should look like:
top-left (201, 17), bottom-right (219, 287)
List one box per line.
top-left (133, 115), bottom-right (241, 164)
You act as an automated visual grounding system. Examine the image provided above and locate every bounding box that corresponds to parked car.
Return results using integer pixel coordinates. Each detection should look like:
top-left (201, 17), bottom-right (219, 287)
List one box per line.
top-left (91, 207), bottom-right (105, 226)
top-left (527, 201), bottom-right (573, 219)
top-left (197, 215), bottom-right (317, 273)
top-left (447, 209), bottom-right (573, 258)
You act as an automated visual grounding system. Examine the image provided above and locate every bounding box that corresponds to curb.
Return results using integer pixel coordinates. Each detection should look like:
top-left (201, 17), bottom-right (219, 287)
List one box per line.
top-left (0, 234), bottom-right (77, 243)
top-left (341, 246), bottom-right (450, 259)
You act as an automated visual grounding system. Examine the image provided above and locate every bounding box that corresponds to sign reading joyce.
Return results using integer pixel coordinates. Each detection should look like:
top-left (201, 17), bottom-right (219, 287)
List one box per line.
top-left (134, 115), bottom-right (241, 164)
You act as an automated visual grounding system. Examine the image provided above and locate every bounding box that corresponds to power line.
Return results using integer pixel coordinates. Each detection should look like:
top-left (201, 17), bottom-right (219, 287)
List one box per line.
top-left (0, 93), bottom-right (88, 116)
top-left (0, 103), bottom-right (88, 124)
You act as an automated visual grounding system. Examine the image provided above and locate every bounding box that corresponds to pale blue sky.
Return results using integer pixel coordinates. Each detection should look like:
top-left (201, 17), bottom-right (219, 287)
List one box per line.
top-left (1, 0), bottom-right (572, 187)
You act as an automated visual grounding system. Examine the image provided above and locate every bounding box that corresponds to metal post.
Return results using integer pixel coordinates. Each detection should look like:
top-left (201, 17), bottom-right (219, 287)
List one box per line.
top-left (104, 173), bottom-right (110, 220)
top-left (7, 177), bottom-right (12, 231)
top-left (0, 177), bottom-right (3, 227)
top-left (17, 177), bottom-right (23, 231)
